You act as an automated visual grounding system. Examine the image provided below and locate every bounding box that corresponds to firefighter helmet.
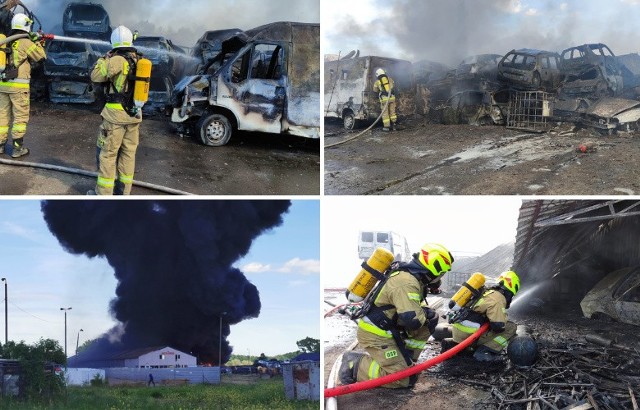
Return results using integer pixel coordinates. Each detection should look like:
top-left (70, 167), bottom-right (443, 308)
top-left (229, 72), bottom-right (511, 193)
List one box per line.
top-left (417, 243), bottom-right (453, 277)
top-left (498, 270), bottom-right (520, 296)
top-left (11, 13), bottom-right (32, 33)
top-left (375, 68), bottom-right (386, 77)
top-left (111, 25), bottom-right (134, 49)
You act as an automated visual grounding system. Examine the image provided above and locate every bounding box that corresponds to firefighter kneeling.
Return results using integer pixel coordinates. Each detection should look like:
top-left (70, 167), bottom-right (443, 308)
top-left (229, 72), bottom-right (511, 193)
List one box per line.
top-left (450, 270), bottom-right (520, 362)
top-left (339, 243), bottom-right (454, 388)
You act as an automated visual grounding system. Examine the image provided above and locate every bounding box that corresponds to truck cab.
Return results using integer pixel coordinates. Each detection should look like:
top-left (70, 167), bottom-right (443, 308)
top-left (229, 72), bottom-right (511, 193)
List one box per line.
top-left (358, 231), bottom-right (411, 262)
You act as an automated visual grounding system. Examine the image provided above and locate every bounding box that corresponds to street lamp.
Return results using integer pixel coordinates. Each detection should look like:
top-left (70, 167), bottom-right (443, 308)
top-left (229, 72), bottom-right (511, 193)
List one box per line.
top-left (1, 278), bottom-right (6, 344)
top-left (219, 312), bottom-right (227, 368)
top-left (76, 328), bottom-right (84, 355)
top-left (60, 307), bottom-right (72, 359)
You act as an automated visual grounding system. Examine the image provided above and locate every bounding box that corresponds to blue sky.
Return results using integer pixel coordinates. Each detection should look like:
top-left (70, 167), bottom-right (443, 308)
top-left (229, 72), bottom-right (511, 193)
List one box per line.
top-left (0, 200), bottom-right (319, 358)
top-left (323, 0), bottom-right (640, 65)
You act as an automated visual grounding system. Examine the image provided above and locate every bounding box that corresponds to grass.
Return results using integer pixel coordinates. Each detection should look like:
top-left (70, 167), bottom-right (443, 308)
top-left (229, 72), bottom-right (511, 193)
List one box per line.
top-left (0, 379), bottom-right (318, 410)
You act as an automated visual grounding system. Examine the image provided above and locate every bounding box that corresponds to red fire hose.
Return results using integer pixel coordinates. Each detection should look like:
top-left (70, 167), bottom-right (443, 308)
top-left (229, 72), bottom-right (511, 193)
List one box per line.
top-left (324, 322), bottom-right (489, 398)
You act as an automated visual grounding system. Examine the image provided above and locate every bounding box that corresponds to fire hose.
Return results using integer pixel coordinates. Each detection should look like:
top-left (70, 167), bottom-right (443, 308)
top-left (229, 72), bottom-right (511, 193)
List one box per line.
top-left (325, 84), bottom-right (393, 149)
top-left (324, 322), bottom-right (489, 398)
top-left (0, 158), bottom-right (193, 195)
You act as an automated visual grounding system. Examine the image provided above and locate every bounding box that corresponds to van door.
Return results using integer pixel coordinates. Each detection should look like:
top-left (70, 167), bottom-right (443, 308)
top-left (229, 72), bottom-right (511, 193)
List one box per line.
top-left (219, 42), bottom-right (286, 134)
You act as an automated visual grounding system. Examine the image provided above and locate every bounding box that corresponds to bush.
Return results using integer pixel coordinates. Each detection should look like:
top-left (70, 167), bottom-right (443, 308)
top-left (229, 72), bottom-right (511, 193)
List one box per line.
top-left (89, 373), bottom-right (106, 387)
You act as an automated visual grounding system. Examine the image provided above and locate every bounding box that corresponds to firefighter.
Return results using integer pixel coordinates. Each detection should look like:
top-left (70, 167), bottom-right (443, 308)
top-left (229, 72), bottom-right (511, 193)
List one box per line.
top-left (339, 243), bottom-right (454, 388)
top-left (451, 270), bottom-right (520, 362)
top-left (0, 13), bottom-right (46, 158)
top-left (372, 68), bottom-right (397, 131)
top-left (88, 25), bottom-right (142, 195)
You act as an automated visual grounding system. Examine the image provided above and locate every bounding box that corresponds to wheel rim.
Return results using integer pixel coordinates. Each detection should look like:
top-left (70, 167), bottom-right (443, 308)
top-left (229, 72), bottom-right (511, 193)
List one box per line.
top-left (205, 120), bottom-right (226, 143)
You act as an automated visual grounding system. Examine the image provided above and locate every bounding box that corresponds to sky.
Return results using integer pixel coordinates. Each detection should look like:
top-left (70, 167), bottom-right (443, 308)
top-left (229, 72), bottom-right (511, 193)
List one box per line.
top-left (322, 197), bottom-right (522, 287)
top-left (0, 200), bottom-right (319, 358)
top-left (29, 0), bottom-right (319, 47)
top-left (323, 0), bottom-right (640, 66)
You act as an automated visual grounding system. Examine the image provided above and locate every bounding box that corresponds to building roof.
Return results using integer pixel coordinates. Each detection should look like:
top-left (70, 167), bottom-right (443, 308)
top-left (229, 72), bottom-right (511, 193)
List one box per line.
top-left (292, 352), bottom-right (320, 362)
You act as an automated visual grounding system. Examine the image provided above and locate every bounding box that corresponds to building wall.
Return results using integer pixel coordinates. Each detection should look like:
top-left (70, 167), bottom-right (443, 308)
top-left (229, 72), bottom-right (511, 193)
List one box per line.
top-left (135, 347), bottom-right (197, 368)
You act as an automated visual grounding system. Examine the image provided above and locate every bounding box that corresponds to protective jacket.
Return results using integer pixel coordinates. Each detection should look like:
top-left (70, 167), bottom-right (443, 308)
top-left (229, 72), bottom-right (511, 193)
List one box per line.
top-left (452, 288), bottom-right (516, 353)
top-left (90, 50), bottom-right (142, 125)
top-left (0, 36), bottom-right (46, 93)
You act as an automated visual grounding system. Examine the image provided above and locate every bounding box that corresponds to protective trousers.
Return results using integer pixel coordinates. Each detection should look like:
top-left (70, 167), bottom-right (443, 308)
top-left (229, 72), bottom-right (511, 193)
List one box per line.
top-left (0, 91), bottom-right (30, 146)
top-left (379, 96), bottom-right (397, 128)
top-left (452, 321), bottom-right (517, 353)
top-left (355, 325), bottom-right (426, 388)
top-left (95, 119), bottom-right (140, 195)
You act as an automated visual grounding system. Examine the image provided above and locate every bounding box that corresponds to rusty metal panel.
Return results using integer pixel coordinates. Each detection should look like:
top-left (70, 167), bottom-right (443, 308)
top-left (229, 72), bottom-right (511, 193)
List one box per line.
top-left (282, 361), bottom-right (319, 401)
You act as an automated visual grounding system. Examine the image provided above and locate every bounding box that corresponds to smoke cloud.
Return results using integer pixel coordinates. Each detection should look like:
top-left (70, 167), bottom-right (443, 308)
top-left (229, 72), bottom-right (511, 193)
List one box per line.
top-left (326, 0), bottom-right (640, 66)
top-left (41, 200), bottom-right (290, 364)
top-left (29, 0), bottom-right (319, 47)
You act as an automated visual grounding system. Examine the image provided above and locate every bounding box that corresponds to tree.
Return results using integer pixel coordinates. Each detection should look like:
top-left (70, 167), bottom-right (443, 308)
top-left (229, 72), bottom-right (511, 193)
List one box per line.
top-left (1, 338), bottom-right (66, 401)
top-left (296, 337), bottom-right (320, 353)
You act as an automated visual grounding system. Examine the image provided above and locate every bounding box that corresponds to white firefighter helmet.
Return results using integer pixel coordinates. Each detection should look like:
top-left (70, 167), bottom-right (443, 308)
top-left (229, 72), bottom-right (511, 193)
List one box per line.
top-left (111, 25), bottom-right (134, 49)
top-left (11, 13), bottom-right (32, 33)
top-left (375, 68), bottom-right (386, 77)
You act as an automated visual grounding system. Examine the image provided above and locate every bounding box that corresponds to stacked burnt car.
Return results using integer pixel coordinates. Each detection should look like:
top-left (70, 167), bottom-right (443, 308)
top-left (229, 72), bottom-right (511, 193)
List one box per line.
top-left (43, 2), bottom-right (190, 114)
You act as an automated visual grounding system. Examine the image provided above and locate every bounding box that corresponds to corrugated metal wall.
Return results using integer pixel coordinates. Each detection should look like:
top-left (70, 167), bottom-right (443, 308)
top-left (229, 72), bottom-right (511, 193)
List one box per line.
top-left (105, 367), bottom-right (220, 385)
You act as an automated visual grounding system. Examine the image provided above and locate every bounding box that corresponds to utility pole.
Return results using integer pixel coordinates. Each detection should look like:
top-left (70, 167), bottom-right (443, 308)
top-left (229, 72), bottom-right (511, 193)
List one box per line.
top-left (1, 278), bottom-right (6, 344)
top-left (219, 312), bottom-right (227, 368)
top-left (60, 307), bottom-right (72, 359)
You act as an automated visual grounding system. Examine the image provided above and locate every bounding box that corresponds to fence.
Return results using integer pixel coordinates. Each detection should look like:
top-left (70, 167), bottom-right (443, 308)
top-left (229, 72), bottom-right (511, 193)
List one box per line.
top-left (282, 361), bottom-right (319, 401)
top-left (105, 367), bottom-right (220, 385)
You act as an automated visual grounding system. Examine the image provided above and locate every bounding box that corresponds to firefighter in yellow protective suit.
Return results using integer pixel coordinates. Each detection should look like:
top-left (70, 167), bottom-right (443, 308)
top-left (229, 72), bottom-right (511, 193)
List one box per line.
top-left (0, 13), bottom-right (46, 158)
top-left (339, 243), bottom-right (454, 388)
top-left (372, 68), bottom-right (397, 131)
top-left (451, 270), bottom-right (519, 362)
top-left (89, 25), bottom-right (142, 195)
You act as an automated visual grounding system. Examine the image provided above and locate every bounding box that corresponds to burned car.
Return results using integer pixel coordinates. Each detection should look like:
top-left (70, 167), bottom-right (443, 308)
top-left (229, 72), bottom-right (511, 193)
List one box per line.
top-left (431, 89), bottom-right (509, 126)
top-left (559, 43), bottom-right (623, 99)
top-left (62, 2), bottom-right (111, 40)
top-left (497, 49), bottom-right (562, 90)
top-left (580, 267), bottom-right (640, 326)
top-left (192, 28), bottom-right (242, 65)
top-left (134, 36), bottom-right (187, 81)
top-left (44, 40), bottom-right (110, 104)
top-left (172, 22), bottom-right (320, 146)
top-left (453, 54), bottom-right (502, 92)
top-left (325, 56), bottom-right (416, 130)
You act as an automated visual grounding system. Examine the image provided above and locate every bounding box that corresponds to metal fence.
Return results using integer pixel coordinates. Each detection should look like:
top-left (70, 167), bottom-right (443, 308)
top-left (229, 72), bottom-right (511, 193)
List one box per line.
top-left (506, 91), bottom-right (552, 132)
top-left (105, 367), bottom-right (220, 385)
top-left (282, 361), bottom-right (319, 401)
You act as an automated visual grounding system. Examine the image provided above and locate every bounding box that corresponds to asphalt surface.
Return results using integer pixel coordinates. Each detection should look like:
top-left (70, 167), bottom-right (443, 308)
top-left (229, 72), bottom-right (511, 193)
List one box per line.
top-left (0, 102), bottom-right (320, 195)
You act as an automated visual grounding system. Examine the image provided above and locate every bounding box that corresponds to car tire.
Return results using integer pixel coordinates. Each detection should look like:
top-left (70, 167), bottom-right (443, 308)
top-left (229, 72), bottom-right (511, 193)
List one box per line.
top-left (343, 111), bottom-right (357, 130)
top-left (198, 113), bottom-right (233, 146)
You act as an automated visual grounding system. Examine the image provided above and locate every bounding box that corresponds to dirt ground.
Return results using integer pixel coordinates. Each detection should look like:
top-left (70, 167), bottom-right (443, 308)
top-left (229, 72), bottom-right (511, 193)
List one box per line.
top-left (324, 117), bottom-right (640, 195)
top-left (324, 290), bottom-right (640, 409)
top-left (0, 102), bottom-right (320, 195)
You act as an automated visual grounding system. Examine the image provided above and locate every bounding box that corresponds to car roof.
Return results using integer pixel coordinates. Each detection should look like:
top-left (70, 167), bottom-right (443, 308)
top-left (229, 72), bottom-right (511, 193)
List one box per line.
top-left (510, 48), bottom-right (558, 56)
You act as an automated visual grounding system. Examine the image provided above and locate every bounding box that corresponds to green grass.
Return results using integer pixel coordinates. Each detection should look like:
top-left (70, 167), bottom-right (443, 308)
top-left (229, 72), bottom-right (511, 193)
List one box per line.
top-left (0, 379), bottom-right (318, 410)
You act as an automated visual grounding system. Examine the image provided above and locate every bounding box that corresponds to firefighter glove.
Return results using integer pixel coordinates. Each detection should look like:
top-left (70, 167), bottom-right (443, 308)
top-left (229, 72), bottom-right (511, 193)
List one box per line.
top-left (423, 307), bottom-right (439, 334)
top-left (490, 321), bottom-right (506, 333)
top-left (28, 32), bottom-right (39, 42)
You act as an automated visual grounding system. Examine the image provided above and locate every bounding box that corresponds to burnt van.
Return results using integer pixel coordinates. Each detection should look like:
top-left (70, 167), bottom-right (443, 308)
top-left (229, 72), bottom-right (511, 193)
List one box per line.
top-left (171, 22), bottom-right (320, 146)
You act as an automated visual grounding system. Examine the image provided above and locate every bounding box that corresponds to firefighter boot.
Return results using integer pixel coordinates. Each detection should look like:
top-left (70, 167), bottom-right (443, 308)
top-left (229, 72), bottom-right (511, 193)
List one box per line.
top-left (11, 139), bottom-right (29, 158)
top-left (382, 127), bottom-right (390, 132)
top-left (473, 345), bottom-right (503, 362)
top-left (338, 352), bottom-right (364, 385)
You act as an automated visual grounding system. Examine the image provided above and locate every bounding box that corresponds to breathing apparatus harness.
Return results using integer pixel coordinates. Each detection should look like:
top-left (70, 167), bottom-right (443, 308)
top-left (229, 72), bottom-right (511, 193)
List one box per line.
top-left (376, 73), bottom-right (394, 100)
top-left (447, 284), bottom-right (513, 327)
top-left (104, 49), bottom-right (142, 117)
top-left (348, 259), bottom-right (438, 366)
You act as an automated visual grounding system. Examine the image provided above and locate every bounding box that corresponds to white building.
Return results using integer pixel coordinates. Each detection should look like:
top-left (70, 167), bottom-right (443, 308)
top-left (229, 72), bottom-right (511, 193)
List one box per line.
top-left (116, 346), bottom-right (197, 368)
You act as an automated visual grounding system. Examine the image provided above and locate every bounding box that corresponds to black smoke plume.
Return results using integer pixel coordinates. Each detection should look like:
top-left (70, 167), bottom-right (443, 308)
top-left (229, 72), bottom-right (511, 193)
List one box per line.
top-left (41, 200), bottom-right (290, 365)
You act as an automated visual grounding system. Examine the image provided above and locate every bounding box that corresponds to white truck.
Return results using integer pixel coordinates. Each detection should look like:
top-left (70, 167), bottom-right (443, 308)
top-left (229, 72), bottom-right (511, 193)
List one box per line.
top-left (358, 231), bottom-right (411, 262)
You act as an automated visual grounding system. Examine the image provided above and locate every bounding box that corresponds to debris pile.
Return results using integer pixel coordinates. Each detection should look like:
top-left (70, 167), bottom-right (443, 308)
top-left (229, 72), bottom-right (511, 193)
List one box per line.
top-left (439, 338), bottom-right (640, 410)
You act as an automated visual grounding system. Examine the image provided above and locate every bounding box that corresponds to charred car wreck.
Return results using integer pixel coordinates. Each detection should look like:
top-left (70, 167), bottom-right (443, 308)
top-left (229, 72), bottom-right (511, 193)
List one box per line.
top-left (171, 22), bottom-right (320, 146)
